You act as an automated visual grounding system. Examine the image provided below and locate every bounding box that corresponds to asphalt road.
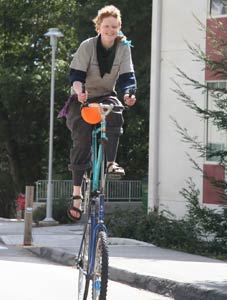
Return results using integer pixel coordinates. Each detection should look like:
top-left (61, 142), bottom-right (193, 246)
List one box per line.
top-left (0, 242), bottom-right (173, 300)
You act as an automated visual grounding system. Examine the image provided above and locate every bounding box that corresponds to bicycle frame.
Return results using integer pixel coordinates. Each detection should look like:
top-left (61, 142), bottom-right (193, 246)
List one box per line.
top-left (77, 99), bottom-right (130, 299)
top-left (92, 103), bottom-right (113, 192)
top-left (88, 104), bottom-right (113, 277)
top-left (78, 103), bottom-right (113, 281)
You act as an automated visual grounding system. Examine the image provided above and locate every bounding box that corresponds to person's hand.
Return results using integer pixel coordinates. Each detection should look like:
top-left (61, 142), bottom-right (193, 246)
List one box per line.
top-left (124, 93), bottom-right (136, 106)
top-left (77, 90), bottom-right (88, 103)
top-left (72, 81), bottom-right (88, 103)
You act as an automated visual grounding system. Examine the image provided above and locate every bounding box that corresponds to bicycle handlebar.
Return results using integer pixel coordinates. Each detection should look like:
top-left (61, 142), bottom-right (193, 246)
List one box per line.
top-left (81, 83), bottom-right (136, 101)
top-left (129, 89), bottom-right (136, 97)
top-left (82, 102), bottom-right (127, 110)
top-left (80, 84), bottom-right (135, 116)
top-left (82, 84), bottom-right (86, 94)
top-left (80, 86), bottom-right (135, 124)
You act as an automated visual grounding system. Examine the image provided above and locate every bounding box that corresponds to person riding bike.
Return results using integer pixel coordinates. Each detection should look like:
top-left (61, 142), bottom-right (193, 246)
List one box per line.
top-left (58, 5), bottom-right (137, 221)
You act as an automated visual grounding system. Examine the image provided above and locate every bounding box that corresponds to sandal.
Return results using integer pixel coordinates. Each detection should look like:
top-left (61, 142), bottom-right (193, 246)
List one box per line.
top-left (107, 162), bottom-right (125, 176)
top-left (67, 195), bottom-right (84, 221)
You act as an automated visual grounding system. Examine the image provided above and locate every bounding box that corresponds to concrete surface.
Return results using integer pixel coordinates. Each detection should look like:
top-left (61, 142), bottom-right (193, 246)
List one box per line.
top-left (0, 218), bottom-right (227, 300)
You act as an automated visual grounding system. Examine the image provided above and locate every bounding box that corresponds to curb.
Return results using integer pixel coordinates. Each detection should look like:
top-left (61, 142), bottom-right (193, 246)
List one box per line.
top-left (108, 267), bottom-right (227, 300)
top-left (28, 246), bottom-right (75, 266)
top-left (109, 237), bottom-right (155, 246)
top-left (27, 246), bottom-right (227, 300)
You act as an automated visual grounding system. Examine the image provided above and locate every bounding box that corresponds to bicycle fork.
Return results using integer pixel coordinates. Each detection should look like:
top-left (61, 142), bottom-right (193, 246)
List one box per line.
top-left (87, 195), bottom-right (107, 278)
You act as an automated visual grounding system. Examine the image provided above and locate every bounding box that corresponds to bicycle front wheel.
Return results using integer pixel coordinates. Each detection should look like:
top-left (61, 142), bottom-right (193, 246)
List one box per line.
top-left (92, 230), bottom-right (109, 300)
top-left (78, 224), bottom-right (90, 300)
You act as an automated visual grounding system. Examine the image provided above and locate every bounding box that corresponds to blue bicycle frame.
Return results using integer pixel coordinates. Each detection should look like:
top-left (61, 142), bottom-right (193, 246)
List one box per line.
top-left (85, 103), bottom-right (112, 280)
top-left (78, 95), bottom-right (132, 300)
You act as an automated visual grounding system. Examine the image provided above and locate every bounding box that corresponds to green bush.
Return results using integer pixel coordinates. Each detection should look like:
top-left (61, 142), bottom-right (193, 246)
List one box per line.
top-left (106, 208), bottom-right (201, 253)
top-left (106, 179), bottom-right (227, 260)
top-left (33, 197), bottom-right (72, 224)
top-left (33, 205), bottom-right (46, 223)
top-left (181, 178), bottom-right (227, 257)
top-left (33, 177), bottom-right (227, 260)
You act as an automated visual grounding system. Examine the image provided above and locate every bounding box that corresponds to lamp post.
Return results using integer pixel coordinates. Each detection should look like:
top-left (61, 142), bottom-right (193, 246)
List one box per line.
top-left (148, 0), bottom-right (162, 213)
top-left (41, 28), bottom-right (64, 225)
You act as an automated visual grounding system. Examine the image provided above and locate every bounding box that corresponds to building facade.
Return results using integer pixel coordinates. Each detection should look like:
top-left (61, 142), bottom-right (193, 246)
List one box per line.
top-left (148, 0), bottom-right (227, 217)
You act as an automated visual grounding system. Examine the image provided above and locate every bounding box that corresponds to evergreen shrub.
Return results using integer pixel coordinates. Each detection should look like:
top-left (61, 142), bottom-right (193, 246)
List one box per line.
top-left (106, 178), bottom-right (227, 260)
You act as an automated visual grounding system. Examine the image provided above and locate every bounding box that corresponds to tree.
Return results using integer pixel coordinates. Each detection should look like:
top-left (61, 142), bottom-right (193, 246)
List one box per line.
top-left (0, 0), bottom-right (152, 217)
top-left (0, 0), bottom-right (79, 216)
top-left (172, 17), bottom-right (227, 202)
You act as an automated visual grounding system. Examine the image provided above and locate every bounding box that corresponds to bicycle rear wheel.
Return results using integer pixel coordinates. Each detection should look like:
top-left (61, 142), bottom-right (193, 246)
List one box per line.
top-left (92, 230), bottom-right (109, 300)
top-left (78, 224), bottom-right (90, 300)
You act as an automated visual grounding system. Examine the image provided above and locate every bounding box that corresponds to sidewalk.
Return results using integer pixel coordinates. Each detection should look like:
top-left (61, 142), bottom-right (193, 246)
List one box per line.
top-left (0, 218), bottom-right (227, 300)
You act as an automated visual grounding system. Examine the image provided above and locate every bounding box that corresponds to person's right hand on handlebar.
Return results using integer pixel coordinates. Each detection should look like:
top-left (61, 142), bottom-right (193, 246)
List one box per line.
top-left (73, 81), bottom-right (88, 103)
top-left (124, 93), bottom-right (136, 107)
top-left (124, 89), bottom-right (136, 107)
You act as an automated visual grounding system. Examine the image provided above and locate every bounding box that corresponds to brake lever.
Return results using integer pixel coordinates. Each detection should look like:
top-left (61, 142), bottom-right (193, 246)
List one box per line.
top-left (82, 83), bottom-right (86, 94)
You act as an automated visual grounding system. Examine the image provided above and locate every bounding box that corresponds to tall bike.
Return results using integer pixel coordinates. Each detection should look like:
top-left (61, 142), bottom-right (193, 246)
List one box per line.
top-left (76, 101), bottom-right (124, 300)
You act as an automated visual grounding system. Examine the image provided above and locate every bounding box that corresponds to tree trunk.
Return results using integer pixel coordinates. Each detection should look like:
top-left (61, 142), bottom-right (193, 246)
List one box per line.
top-left (5, 140), bottom-right (22, 194)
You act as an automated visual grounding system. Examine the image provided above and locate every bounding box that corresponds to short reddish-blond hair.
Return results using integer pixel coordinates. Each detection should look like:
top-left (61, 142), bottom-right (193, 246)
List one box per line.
top-left (92, 5), bottom-right (122, 32)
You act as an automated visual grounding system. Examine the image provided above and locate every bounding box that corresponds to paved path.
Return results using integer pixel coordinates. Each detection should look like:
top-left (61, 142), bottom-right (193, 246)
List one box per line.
top-left (0, 218), bottom-right (227, 300)
top-left (0, 240), bottom-right (173, 300)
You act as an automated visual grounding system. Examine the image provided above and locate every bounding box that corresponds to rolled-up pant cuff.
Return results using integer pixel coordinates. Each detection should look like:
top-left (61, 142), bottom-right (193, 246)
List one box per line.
top-left (68, 162), bottom-right (92, 186)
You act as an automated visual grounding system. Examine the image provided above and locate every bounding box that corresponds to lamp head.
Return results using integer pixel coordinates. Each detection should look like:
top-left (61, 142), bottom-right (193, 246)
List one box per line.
top-left (44, 28), bottom-right (64, 38)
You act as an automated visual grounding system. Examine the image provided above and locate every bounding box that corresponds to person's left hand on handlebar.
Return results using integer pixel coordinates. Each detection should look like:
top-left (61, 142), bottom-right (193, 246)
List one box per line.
top-left (78, 90), bottom-right (88, 103)
top-left (72, 81), bottom-right (88, 103)
top-left (124, 93), bottom-right (136, 107)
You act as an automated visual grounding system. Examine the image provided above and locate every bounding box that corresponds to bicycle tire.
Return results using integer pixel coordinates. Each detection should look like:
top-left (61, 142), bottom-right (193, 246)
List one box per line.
top-left (92, 230), bottom-right (109, 300)
top-left (78, 225), bottom-right (90, 300)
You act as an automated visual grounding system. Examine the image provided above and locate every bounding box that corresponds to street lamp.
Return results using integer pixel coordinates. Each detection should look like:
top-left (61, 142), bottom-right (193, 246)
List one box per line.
top-left (41, 28), bottom-right (64, 225)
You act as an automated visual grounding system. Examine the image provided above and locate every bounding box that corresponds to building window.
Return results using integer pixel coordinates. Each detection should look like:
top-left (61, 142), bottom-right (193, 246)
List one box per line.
top-left (203, 163), bottom-right (225, 204)
top-left (206, 81), bottom-right (227, 162)
top-left (203, 81), bottom-right (226, 204)
top-left (210, 0), bottom-right (227, 16)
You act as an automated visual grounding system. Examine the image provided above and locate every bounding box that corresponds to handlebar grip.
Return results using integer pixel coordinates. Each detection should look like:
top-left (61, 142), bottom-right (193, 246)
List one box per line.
top-left (82, 84), bottom-right (86, 94)
top-left (129, 89), bottom-right (136, 97)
